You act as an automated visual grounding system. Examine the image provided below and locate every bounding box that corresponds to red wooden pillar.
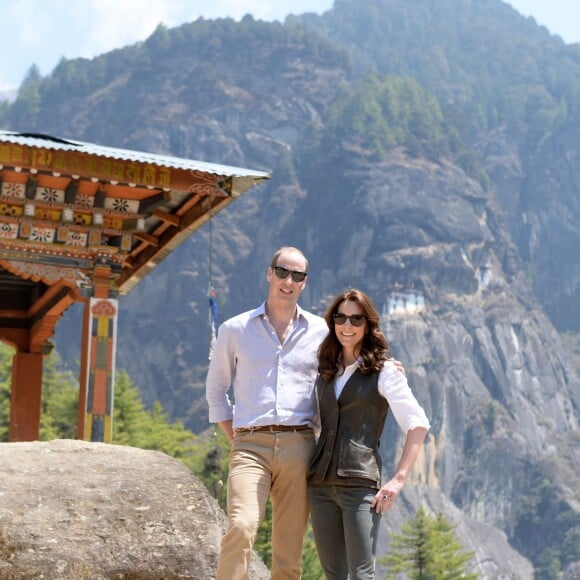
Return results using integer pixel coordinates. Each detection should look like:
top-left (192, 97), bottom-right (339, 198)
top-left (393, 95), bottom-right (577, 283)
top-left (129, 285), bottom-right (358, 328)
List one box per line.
top-left (9, 352), bottom-right (44, 441)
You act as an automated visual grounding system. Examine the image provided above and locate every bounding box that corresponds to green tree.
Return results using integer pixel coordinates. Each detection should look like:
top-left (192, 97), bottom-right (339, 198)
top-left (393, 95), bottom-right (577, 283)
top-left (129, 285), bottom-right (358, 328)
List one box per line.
top-left (318, 72), bottom-right (460, 162)
top-left (10, 64), bottom-right (42, 128)
top-left (381, 506), bottom-right (478, 579)
top-left (112, 371), bottom-right (195, 459)
top-left (535, 547), bottom-right (561, 580)
top-left (0, 342), bottom-right (14, 441)
top-left (112, 370), bottom-right (152, 446)
top-left (513, 472), bottom-right (580, 577)
top-left (39, 352), bottom-right (78, 440)
top-left (192, 428), bottom-right (229, 505)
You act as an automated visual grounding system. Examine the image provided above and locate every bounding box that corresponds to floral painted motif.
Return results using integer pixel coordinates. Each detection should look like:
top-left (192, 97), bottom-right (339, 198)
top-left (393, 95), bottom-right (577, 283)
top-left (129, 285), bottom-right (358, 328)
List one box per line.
top-left (1, 182), bottom-right (26, 199)
top-left (0, 223), bottom-right (18, 239)
top-left (67, 231), bottom-right (88, 247)
top-left (75, 194), bottom-right (95, 209)
top-left (37, 188), bottom-right (64, 203)
top-left (104, 197), bottom-right (139, 214)
top-left (29, 227), bottom-right (55, 243)
top-left (111, 198), bottom-right (130, 213)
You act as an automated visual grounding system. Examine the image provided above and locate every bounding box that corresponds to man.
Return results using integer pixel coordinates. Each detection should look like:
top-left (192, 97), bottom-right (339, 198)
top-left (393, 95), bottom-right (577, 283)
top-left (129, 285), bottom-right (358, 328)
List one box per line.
top-left (206, 246), bottom-right (327, 579)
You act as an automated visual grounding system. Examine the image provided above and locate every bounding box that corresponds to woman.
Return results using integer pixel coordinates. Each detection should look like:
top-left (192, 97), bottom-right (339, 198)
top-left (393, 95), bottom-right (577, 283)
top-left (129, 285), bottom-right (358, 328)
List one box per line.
top-left (308, 289), bottom-right (430, 580)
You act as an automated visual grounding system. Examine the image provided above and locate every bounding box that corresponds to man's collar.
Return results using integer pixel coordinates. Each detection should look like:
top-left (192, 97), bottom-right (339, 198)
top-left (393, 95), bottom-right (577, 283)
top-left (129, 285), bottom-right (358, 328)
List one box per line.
top-left (252, 301), bottom-right (306, 322)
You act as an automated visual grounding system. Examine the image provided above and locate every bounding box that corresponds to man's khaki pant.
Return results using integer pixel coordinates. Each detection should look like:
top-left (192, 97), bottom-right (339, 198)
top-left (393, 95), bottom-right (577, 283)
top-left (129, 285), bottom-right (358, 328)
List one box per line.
top-left (216, 429), bottom-right (315, 580)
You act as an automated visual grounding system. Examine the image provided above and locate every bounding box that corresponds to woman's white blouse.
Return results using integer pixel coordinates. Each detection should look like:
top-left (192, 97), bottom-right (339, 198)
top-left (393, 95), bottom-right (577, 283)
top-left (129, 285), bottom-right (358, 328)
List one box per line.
top-left (334, 360), bottom-right (430, 433)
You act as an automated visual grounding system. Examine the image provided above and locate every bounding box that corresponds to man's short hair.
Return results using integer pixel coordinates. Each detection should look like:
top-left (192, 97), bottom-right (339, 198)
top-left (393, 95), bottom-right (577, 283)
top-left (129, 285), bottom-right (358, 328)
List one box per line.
top-left (270, 246), bottom-right (308, 271)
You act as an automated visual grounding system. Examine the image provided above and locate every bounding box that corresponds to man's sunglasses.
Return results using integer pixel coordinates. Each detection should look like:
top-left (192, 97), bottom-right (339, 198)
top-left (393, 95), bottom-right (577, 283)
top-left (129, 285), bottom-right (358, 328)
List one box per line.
top-left (333, 313), bottom-right (366, 327)
top-left (272, 266), bottom-right (307, 283)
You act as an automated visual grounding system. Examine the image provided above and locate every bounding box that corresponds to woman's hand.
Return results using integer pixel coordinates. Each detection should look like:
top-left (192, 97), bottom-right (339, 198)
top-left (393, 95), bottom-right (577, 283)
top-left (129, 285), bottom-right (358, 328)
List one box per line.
top-left (373, 427), bottom-right (428, 513)
top-left (371, 477), bottom-right (405, 513)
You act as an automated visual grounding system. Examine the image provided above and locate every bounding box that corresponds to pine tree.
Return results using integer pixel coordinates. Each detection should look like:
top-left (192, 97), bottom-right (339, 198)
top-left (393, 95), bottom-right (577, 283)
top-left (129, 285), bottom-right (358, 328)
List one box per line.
top-left (0, 343), bottom-right (14, 441)
top-left (39, 352), bottom-right (78, 440)
top-left (11, 64), bottom-right (43, 128)
top-left (382, 506), bottom-right (478, 579)
top-left (113, 370), bottom-right (196, 458)
top-left (113, 370), bottom-right (157, 447)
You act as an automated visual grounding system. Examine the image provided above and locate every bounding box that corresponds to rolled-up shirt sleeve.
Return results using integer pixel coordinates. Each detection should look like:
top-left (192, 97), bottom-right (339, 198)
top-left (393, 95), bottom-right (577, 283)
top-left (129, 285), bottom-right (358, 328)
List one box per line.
top-left (206, 323), bottom-right (236, 423)
top-left (379, 362), bottom-right (430, 433)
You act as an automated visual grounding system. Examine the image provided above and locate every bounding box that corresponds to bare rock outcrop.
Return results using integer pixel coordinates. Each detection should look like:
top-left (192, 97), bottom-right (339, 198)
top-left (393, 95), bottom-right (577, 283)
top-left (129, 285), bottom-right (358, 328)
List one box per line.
top-left (0, 439), bottom-right (269, 580)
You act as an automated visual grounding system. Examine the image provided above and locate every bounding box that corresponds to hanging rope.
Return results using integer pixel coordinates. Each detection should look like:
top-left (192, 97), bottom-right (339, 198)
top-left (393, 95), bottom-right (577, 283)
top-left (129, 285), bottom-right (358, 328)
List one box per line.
top-left (207, 191), bottom-right (218, 360)
top-left (207, 189), bottom-right (223, 475)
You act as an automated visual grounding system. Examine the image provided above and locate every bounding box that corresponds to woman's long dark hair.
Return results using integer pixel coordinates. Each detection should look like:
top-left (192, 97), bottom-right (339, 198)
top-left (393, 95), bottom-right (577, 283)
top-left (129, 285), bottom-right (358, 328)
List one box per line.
top-left (318, 289), bottom-right (390, 382)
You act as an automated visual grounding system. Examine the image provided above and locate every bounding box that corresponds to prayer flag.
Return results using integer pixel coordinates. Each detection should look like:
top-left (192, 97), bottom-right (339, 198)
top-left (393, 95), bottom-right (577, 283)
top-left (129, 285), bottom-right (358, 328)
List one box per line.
top-left (208, 289), bottom-right (218, 360)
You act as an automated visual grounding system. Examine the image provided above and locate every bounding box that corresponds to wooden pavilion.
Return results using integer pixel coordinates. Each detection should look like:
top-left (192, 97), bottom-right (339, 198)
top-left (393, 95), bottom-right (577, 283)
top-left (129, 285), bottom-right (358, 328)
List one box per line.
top-left (0, 131), bottom-right (269, 443)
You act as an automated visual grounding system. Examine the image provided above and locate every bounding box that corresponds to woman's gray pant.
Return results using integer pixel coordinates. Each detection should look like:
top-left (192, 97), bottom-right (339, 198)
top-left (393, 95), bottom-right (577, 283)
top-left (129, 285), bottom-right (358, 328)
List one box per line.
top-left (308, 484), bottom-right (380, 580)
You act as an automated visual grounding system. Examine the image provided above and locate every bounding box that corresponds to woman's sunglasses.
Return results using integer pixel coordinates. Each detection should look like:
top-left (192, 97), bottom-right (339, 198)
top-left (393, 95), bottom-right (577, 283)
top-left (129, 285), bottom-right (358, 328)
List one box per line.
top-left (272, 266), bottom-right (307, 283)
top-left (333, 313), bottom-right (366, 327)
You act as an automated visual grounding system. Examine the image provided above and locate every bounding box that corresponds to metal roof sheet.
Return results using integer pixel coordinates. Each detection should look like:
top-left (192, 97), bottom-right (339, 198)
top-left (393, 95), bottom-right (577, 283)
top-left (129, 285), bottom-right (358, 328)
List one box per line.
top-left (0, 130), bottom-right (270, 179)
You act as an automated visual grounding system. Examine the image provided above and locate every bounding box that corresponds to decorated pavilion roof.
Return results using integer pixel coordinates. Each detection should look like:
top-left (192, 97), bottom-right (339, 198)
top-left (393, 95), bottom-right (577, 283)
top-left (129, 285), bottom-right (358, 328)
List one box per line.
top-left (0, 131), bottom-right (270, 295)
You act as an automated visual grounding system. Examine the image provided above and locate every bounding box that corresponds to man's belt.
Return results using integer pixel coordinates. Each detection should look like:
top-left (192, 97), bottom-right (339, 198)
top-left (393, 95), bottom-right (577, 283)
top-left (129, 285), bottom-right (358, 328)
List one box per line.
top-left (235, 424), bottom-right (311, 433)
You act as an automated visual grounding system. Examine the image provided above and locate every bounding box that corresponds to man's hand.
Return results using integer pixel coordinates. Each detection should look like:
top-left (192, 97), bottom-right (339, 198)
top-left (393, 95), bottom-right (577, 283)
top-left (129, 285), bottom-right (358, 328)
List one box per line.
top-left (390, 358), bottom-right (405, 375)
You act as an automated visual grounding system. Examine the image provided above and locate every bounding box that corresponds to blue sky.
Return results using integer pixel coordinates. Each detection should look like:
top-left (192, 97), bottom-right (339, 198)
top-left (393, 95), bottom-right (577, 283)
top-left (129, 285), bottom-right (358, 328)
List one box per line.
top-left (1, 0), bottom-right (579, 92)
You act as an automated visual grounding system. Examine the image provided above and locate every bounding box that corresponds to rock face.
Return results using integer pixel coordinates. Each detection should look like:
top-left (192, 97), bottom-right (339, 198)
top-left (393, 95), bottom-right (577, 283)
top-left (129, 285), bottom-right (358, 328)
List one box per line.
top-left (0, 440), bottom-right (269, 580)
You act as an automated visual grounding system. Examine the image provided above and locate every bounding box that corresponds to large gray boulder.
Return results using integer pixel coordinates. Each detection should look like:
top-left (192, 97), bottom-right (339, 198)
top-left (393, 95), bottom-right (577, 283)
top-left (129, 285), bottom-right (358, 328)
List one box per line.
top-left (0, 439), bottom-right (269, 579)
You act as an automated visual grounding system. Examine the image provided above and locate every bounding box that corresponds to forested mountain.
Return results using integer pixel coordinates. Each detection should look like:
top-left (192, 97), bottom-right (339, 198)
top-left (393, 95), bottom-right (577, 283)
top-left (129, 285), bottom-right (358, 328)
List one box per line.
top-left (1, 0), bottom-right (579, 576)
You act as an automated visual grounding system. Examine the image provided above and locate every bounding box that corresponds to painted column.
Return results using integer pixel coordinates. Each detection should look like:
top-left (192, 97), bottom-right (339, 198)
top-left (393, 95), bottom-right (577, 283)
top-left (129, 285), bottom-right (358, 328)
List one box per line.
top-left (77, 297), bottom-right (118, 442)
top-left (9, 352), bottom-right (44, 441)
